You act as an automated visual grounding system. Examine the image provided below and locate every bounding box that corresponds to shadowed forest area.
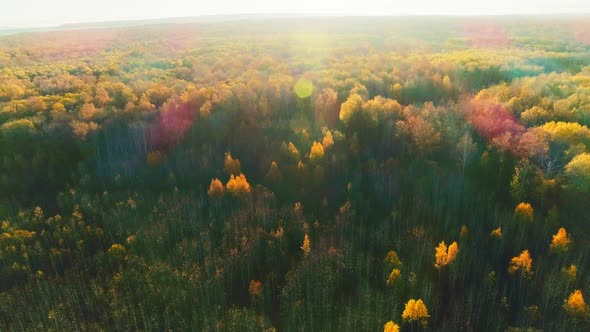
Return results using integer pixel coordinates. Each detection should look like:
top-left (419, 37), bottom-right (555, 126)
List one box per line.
top-left (0, 16), bottom-right (590, 331)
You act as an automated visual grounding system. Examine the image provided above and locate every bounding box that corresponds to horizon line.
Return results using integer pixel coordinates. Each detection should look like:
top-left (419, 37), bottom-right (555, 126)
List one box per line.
top-left (2, 12), bottom-right (590, 30)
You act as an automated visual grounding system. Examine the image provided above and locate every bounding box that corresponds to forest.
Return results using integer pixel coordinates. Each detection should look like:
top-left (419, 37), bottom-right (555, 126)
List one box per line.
top-left (0, 16), bottom-right (589, 331)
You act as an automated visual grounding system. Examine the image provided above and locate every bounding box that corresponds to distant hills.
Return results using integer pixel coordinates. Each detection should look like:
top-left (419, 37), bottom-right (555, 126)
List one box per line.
top-left (1, 13), bottom-right (589, 36)
top-left (0, 14), bottom-right (312, 35)
top-left (57, 14), bottom-right (309, 29)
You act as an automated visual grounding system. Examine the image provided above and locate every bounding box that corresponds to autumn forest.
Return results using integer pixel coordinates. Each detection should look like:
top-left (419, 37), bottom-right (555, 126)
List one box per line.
top-left (0, 16), bottom-right (590, 331)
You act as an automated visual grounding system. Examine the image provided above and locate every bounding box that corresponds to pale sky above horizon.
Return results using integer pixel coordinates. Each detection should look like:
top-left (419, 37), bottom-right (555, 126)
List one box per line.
top-left (1, 0), bottom-right (589, 28)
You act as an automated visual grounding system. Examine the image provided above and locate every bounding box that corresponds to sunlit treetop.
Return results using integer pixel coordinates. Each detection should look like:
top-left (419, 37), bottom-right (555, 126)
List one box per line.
top-left (383, 320), bottom-right (400, 332)
top-left (490, 227), bottom-right (503, 238)
top-left (564, 290), bottom-right (588, 318)
top-left (434, 241), bottom-right (459, 269)
top-left (514, 202), bottom-right (534, 222)
top-left (402, 299), bottom-right (429, 325)
top-left (563, 264), bottom-right (577, 282)
top-left (282, 142), bottom-right (300, 162)
top-left (386, 268), bottom-right (401, 286)
top-left (538, 122), bottom-right (590, 152)
top-left (549, 227), bottom-right (571, 253)
top-left (226, 173), bottom-right (251, 195)
top-left (339, 93), bottom-right (364, 125)
top-left (508, 249), bottom-right (533, 278)
top-left (322, 129), bottom-right (334, 149)
top-left (309, 141), bottom-right (325, 163)
top-left (207, 178), bottom-right (224, 198)
top-left (301, 233), bottom-right (311, 256)
top-left (565, 153), bottom-right (590, 194)
top-left (1, 118), bottom-right (35, 133)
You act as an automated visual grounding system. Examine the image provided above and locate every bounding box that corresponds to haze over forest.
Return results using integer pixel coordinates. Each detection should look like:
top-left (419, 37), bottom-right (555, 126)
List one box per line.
top-left (0, 11), bottom-right (589, 332)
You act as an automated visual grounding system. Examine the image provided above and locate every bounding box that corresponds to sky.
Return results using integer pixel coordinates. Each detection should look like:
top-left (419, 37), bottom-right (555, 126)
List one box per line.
top-left (1, 0), bottom-right (589, 28)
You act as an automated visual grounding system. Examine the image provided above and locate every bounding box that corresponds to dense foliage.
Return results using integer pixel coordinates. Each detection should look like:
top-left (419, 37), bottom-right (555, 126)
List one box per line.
top-left (1, 16), bottom-right (590, 331)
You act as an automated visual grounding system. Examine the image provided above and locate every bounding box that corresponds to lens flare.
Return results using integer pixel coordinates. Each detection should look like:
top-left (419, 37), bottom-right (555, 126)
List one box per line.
top-left (294, 78), bottom-right (313, 99)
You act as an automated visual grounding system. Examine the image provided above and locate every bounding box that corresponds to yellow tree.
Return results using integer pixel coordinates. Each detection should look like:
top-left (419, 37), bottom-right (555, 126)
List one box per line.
top-left (281, 141), bottom-right (301, 162)
top-left (562, 264), bottom-right (577, 282)
top-left (490, 227), bottom-right (503, 238)
top-left (79, 103), bottom-right (101, 121)
top-left (309, 141), bottom-right (325, 163)
top-left (207, 178), bottom-right (224, 198)
top-left (322, 130), bottom-right (334, 149)
top-left (549, 227), bottom-right (571, 253)
top-left (402, 299), bottom-right (429, 325)
top-left (136, 95), bottom-right (155, 112)
top-left (508, 250), bottom-right (533, 278)
top-left (52, 102), bottom-right (66, 113)
top-left (434, 241), bottom-right (459, 269)
top-left (386, 268), bottom-right (401, 285)
top-left (339, 93), bottom-right (364, 125)
top-left (301, 234), bottom-right (311, 256)
top-left (383, 321), bottom-right (400, 332)
top-left (565, 153), bottom-right (590, 194)
top-left (145, 83), bottom-right (173, 107)
top-left (94, 84), bottom-right (111, 107)
top-left (514, 202), bottom-right (534, 222)
top-left (385, 250), bottom-right (403, 286)
top-left (226, 174), bottom-right (251, 195)
top-left (564, 290), bottom-right (588, 319)
top-left (26, 96), bottom-right (46, 113)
